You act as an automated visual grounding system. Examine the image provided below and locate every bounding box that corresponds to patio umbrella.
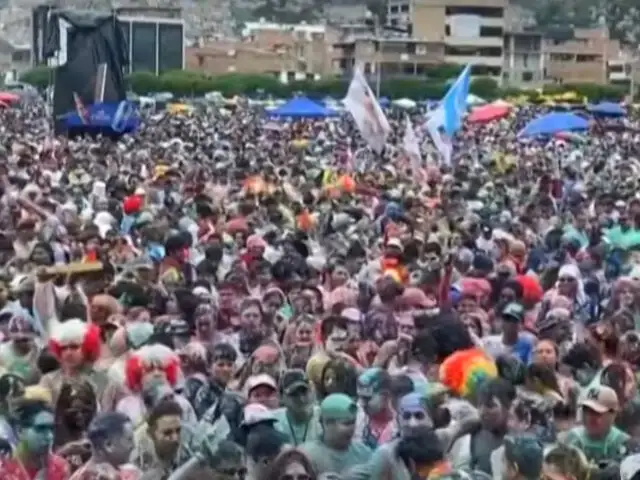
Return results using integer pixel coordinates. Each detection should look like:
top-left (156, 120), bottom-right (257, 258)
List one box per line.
top-left (588, 101), bottom-right (626, 117)
top-left (467, 94), bottom-right (486, 106)
top-left (467, 104), bottom-right (511, 124)
top-left (392, 98), bottom-right (416, 109)
top-left (518, 112), bottom-right (589, 137)
top-left (492, 99), bottom-right (513, 108)
top-left (0, 92), bottom-right (19, 103)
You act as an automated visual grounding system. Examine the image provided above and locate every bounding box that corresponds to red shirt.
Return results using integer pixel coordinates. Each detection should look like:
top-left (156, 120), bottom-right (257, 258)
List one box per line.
top-left (0, 454), bottom-right (70, 480)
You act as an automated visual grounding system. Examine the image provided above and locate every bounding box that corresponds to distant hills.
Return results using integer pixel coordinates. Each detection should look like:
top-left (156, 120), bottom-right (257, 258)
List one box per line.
top-left (513, 0), bottom-right (640, 44)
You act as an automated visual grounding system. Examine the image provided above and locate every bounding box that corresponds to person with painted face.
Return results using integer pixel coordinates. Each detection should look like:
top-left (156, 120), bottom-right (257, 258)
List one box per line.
top-left (193, 343), bottom-right (244, 433)
top-left (42, 319), bottom-right (121, 412)
top-left (133, 400), bottom-right (192, 478)
top-left (448, 379), bottom-right (516, 475)
top-left (357, 368), bottom-right (395, 450)
top-left (273, 369), bottom-right (321, 446)
top-left (300, 393), bottom-right (371, 476)
top-left (499, 434), bottom-right (544, 480)
top-left (69, 411), bottom-right (139, 480)
top-left (0, 399), bottom-right (70, 480)
top-left (348, 393), bottom-right (435, 480)
top-left (0, 315), bottom-right (41, 385)
top-left (0, 373), bottom-right (24, 450)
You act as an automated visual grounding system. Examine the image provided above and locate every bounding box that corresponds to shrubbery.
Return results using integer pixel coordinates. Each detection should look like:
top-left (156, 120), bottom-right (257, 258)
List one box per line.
top-left (18, 66), bottom-right (630, 102)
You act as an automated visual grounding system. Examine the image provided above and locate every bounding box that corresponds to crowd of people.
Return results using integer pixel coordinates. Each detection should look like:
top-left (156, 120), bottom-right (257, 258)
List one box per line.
top-left (0, 99), bottom-right (639, 480)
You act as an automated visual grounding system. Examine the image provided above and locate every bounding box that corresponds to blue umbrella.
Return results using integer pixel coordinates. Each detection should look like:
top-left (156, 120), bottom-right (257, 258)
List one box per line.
top-left (269, 97), bottom-right (336, 119)
top-left (518, 112), bottom-right (589, 137)
top-left (379, 97), bottom-right (390, 107)
top-left (588, 101), bottom-right (626, 117)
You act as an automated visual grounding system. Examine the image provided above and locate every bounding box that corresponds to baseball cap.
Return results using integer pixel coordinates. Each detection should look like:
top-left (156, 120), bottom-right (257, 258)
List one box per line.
top-left (320, 393), bottom-right (357, 421)
top-left (581, 385), bottom-right (619, 413)
top-left (620, 454), bottom-right (640, 480)
top-left (241, 403), bottom-right (276, 427)
top-left (504, 434), bottom-right (544, 480)
top-left (244, 374), bottom-right (277, 396)
top-left (502, 302), bottom-right (525, 323)
top-left (280, 369), bottom-right (310, 395)
top-left (386, 237), bottom-right (403, 251)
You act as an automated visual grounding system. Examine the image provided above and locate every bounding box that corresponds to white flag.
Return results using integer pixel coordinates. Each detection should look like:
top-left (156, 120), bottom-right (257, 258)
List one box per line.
top-left (343, 68), bottom-right (390, 154)
top-left (403, 116), bottom-right (425, 180)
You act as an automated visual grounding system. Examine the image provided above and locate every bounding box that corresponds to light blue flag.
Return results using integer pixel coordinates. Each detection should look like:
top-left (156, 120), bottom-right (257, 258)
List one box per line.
top-left (442, 64), bottom-right (471, 137)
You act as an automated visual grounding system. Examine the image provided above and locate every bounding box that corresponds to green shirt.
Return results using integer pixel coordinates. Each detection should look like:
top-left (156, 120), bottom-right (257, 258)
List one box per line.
top-left (562, 426), bottom-right (630, 463)
top-left (272, 407), bottom-right (322, 446)
top-left (301, 439), bottom-right (373, 475)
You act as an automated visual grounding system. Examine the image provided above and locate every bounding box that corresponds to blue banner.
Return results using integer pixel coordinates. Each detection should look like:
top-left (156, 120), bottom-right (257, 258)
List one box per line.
top-left (63, 100), bottom-right (139, 133)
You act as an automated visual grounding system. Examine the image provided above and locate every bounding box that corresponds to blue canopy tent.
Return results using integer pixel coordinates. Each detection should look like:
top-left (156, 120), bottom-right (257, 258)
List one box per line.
top-left (588, 101), bottom-right (626, 117)
top-left (62, 100), bottom-right (139, 137)
top-left (269, 97), bottom-right (336, 119)
top-left (518, 112), bottom-right (589, 137)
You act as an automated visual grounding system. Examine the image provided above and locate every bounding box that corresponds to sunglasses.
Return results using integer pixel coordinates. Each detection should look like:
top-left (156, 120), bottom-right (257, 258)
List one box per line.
top-left (401, 411), bottom-right (427, 421)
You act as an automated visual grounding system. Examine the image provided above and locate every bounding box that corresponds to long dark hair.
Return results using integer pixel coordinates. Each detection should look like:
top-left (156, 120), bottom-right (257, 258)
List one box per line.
top-left (264, 449), bottom-right (317, 480)
top-left (53, 380), bottom-right (98, 448)
top-left (318, 358), bottom-right (357, 399)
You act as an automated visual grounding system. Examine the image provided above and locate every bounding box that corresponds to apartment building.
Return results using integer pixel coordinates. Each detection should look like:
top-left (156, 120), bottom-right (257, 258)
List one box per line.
top-left (187, 21), bottom-right (336, 80)
top-left (502, 30), bottom-right (545, 87)
top-left (331, 36), bottom-right (444, 77)
top-left (545, 27), bottom-right (620, 84)
top-left (608, 53), bottom-right (640, 86)
top-left (409, 0), bottom-right (507, 77)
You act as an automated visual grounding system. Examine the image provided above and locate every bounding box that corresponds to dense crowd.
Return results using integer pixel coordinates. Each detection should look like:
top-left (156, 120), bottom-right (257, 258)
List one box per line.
top-left (0, 99), bottom-right (638, 480)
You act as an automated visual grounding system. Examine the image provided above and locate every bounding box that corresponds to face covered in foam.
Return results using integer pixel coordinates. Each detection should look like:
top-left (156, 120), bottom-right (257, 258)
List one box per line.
top-left (21, 411), bottom-right (55, 454)
top-left (397, 393), bottom-right (433, 435)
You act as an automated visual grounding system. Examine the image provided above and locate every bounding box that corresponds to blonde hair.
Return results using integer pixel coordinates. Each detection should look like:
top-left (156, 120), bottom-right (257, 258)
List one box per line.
top-left (544, 444), bottom-right (592, 480)
top-left (24, 385), bottom-right (53, 406)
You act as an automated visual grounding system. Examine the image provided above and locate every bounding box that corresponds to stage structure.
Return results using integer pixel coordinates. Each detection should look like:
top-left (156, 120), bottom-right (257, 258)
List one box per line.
top-left (31, 5), bottom-right (185, 74)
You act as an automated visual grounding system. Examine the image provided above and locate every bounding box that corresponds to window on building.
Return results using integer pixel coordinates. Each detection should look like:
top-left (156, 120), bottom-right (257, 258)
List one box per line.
top-left (406, 43), bottom-right (416, 54)
top-left (339, 58), bottom-right (347, 69)
top-left (445, 6), bottom-right (503, 18)
top-left (416, 44), bottom-right (427, 55)
top-left (522, 71), bottom-right (533, 82)
top-left (445, 46), bottom-right (502, 57)
top-left (577, 54), bottom-right (599, 63)
top-left (445, 25), bottom-right (450, 36)
top-left (400, 4), bottom-right (409, 12)
top-left (364, 62), bottom-right (372, 73)
top-left (522, 54), bottom-right (528, 68)
top-left (550, 53), bottom-right (573, 62)
top-left (131, 21), bottom-right (157, 73)
top-left (389, 5), bottom-right (398, 13)
top-left (479, 26), bottom-right (503, 37)
top-left (158, 22), bottom-right (183, 73)
top-left (403, 63), bottom-right (414, 75)
top-left (472, 65), bottom-right (501, 76)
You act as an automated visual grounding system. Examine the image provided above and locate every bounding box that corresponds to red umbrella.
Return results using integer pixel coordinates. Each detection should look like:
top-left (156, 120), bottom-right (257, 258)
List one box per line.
top-left (0, 92), bottom-right (19, 103)
top-left (467, 104), bottom-right (510, 124)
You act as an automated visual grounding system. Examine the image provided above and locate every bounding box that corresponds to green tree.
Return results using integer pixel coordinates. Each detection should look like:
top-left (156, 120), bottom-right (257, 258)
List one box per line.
top-left (19, 66), bottom-right (53, 89)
